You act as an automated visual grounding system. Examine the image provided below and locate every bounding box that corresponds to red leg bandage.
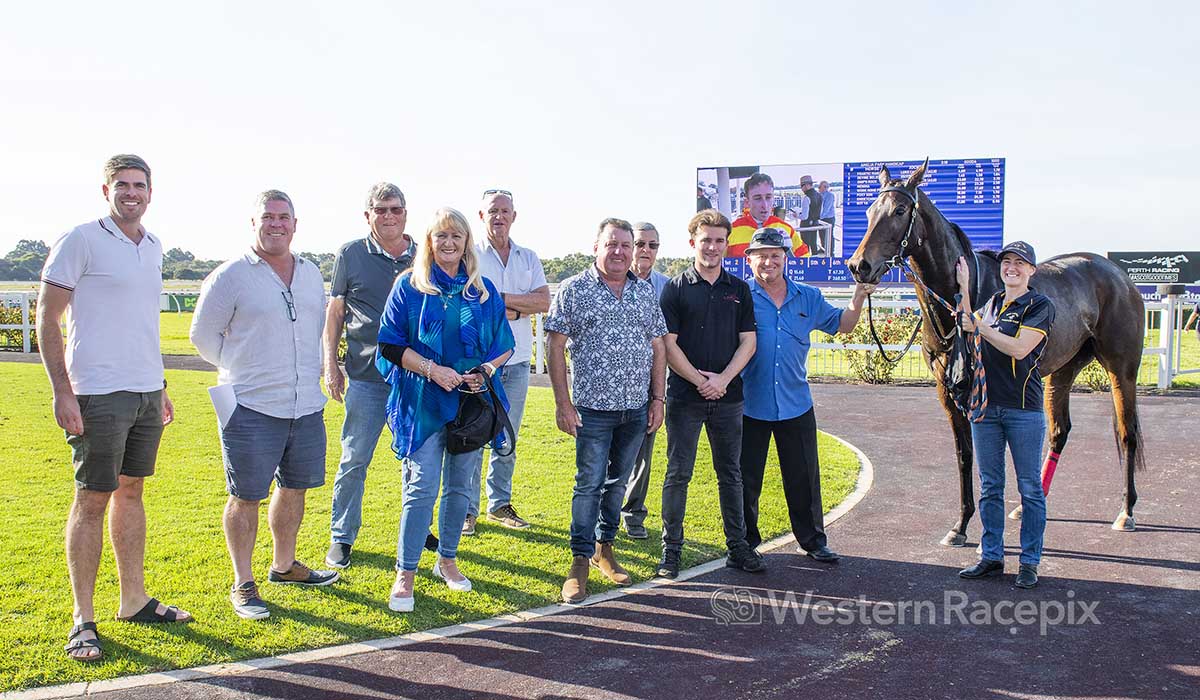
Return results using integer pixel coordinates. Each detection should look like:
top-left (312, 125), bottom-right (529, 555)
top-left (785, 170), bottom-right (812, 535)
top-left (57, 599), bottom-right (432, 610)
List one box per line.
top-left (1041, 451), bottom-right (1061, 495)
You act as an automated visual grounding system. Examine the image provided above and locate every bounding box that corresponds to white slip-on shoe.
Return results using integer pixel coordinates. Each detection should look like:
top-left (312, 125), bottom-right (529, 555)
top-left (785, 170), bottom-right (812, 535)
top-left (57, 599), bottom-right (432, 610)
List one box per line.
top-left (433, 559), bottom-right (473, 592)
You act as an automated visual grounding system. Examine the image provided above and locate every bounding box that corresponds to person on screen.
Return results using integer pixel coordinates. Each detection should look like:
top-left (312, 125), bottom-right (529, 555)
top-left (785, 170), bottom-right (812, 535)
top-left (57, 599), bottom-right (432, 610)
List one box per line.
top-left (797, 175), bottom-right (823, 255)
top-left (728, 173), bottom-right (808, 258)
top-left (818, 180), bottom-right (837, 256)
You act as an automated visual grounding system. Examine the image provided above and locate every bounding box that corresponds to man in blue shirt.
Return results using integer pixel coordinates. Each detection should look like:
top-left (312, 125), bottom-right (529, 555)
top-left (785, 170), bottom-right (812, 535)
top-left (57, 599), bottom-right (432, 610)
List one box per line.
top-left (818, 180), bottom-right (837, 256)
top-left (740, 228), bottom-right (875, 562)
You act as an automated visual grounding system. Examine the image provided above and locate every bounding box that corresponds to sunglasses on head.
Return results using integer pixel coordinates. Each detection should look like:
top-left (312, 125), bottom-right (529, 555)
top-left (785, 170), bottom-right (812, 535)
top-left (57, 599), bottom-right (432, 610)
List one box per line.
top-left (483, 188), bottom-right (513, 199)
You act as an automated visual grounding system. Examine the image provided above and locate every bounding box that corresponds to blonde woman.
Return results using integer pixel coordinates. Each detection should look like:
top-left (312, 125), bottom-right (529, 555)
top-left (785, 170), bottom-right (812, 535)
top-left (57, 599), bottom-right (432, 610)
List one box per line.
top-left (376, 208), bottom-right (514, 611)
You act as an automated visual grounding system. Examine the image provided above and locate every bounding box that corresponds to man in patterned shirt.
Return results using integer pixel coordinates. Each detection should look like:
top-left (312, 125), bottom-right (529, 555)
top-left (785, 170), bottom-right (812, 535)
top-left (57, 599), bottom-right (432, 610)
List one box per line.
top-left (545, 218), bottom-right (667, 604)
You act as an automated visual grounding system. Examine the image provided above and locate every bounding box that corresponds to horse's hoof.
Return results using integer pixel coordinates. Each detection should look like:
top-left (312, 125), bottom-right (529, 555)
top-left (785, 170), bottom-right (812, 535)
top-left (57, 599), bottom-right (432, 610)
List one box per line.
top-left (940, 531), bottom-right (967, 547)
top-left (1008, 506), bottom-right (1023, 521)
top-left (1111, 512), bottom-right (1136, 531)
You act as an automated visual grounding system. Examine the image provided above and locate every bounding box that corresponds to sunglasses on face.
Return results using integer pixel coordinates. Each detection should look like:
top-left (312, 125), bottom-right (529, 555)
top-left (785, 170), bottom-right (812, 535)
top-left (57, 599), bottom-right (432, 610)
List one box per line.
top-left (371, 206), bottom-right (405, 216)
top-left (634, 241), bottom-right (660, 250)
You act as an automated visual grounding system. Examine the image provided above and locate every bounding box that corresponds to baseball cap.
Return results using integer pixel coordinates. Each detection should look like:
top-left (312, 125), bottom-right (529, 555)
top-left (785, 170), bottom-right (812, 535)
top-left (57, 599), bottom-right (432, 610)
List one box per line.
top-left (999, 240), bottom-right (1037, 266)
top-left (745, 227), bottom-right (792, 255)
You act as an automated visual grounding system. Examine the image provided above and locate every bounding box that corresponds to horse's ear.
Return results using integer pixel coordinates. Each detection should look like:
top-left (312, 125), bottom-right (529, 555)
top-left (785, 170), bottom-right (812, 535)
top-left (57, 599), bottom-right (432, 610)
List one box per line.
top-left (877, 165), bottom-right (892, 187)
top-left (905, 158), bottom-right (929, 191)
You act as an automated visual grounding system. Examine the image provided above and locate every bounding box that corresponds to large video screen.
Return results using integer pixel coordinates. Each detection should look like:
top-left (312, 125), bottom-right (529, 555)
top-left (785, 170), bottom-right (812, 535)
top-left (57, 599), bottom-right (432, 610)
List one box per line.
top-left (697, 158), bottom-right (1005, 285)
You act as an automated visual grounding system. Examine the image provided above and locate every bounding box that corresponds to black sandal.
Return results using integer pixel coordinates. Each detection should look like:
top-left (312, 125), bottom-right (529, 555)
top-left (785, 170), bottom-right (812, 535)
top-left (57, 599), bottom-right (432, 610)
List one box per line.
top-left (115, 597), bottom-right (192, 623)
top-left (64, 622), bottom-right (103, 663)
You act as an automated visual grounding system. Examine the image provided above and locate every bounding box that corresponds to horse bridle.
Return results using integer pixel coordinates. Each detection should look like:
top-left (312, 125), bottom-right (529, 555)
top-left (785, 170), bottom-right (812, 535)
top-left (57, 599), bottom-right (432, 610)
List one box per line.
top-left (864, 184), bottom-right (977, 363)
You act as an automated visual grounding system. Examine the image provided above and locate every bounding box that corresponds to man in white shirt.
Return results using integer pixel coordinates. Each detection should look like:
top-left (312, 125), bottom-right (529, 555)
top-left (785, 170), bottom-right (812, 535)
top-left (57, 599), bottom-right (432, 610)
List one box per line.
top-left (191, 190), bottom-right (337, 621)
top-left (40, 154), bottom-right (192, 664)
top-left (620, 222), bottom-right (670, 539)
top-left (467, 188), bottom-right (550, 534)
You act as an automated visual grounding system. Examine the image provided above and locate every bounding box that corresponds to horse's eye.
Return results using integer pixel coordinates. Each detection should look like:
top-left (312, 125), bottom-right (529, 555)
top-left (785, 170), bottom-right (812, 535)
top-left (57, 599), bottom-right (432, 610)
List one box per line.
top-left (894, 206), bottom-right (906, 216)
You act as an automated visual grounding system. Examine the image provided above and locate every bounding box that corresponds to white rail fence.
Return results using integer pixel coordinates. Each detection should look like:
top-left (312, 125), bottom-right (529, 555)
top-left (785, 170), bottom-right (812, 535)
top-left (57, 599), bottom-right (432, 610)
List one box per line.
top-left (2, 290), bottom-right (1194, 390)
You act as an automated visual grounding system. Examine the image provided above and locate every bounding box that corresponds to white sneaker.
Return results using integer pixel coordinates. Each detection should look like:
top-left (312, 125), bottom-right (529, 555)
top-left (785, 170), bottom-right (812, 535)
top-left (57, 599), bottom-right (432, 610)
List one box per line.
top-left (433, 559), bottom-right (473, 592)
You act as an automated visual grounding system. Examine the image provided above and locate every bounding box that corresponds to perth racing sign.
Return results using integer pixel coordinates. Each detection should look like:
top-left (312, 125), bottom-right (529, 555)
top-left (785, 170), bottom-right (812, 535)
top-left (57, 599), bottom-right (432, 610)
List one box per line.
top-left (1107, 252), bottom-right (1200, 284)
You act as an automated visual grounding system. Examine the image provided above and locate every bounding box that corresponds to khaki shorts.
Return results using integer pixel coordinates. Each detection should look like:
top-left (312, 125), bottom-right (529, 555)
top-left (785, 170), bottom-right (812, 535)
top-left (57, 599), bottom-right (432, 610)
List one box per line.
top-left (67, 390), bottom-right (164, 491)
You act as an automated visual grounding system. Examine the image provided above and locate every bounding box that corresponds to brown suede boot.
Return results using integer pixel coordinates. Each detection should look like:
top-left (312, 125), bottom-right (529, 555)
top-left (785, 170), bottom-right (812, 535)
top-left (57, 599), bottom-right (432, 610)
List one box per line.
top-left (590, 542), bottom-right (632, 586)
top-left (562, 555), bottom-right (590, 604)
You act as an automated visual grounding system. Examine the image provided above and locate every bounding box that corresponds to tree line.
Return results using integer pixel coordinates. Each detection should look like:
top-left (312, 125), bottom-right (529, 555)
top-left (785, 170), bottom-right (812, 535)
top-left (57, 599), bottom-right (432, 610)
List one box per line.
top-left (3, 240), bottom-right (693, 285)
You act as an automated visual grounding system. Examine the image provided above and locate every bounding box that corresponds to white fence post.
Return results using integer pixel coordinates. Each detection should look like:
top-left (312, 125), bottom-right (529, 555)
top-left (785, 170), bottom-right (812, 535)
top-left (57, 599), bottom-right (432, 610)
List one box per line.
top-left (534, 313), bottom-right (545, 374)
top-left (21, 292), bottom-right (31, 353)
top-left (1158, 296), bottom-right (1175, 390)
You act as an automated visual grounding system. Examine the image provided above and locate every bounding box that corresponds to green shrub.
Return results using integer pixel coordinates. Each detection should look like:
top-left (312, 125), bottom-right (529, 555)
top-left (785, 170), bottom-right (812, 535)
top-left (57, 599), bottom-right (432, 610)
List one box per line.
top-left (833, 311), bottom-right (921, 384)
top-left (1077, 360), bottom-right (1111, 391)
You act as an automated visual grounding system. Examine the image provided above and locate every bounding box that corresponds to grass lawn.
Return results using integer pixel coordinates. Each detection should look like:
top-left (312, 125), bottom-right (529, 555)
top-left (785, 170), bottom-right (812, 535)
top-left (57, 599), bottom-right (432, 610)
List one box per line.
top-left (0, 363), bottom-right (860, 692)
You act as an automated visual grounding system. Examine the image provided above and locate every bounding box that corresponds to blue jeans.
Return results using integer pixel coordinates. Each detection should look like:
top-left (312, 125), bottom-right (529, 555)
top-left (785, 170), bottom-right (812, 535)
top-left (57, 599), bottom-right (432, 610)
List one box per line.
top-left (329, 379), bottom-right (391, 546)
top-left (569, 404), bottom-right (648, 558)
top-left (971, 405), bottom-right (1047, 565)
top-left (397, 428), bottom-right (477, 571)
top-left (468, 362), bottom-right (530, 516)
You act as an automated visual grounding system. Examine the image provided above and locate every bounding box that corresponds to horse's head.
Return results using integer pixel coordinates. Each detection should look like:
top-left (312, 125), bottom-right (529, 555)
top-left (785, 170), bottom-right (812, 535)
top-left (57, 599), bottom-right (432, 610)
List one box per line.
top-left (847, 159), bottom-right (928, 284)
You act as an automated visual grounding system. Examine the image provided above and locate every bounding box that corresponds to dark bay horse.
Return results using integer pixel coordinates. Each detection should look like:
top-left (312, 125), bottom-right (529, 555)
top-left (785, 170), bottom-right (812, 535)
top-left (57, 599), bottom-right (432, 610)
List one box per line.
top-left (847, 161), bottom-right (1146, 546)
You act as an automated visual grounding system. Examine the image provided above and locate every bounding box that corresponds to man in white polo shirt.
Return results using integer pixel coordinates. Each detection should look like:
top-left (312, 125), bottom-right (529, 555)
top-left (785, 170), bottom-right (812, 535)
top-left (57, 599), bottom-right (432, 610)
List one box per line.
top-left (465, 188), bottom-right (550, 534)
top-left (191, 190), bottom-right (337, 621)
top-left (39, 154), bottom-right (192, 664)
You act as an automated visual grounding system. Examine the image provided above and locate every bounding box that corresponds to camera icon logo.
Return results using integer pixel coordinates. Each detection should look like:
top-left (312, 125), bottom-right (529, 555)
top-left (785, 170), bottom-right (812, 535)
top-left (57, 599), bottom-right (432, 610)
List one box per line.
top-left (710, 587), bottom-right (762, 625)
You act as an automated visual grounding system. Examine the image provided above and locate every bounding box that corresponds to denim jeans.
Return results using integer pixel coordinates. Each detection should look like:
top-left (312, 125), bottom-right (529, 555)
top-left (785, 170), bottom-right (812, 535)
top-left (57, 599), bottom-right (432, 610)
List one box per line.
top-left (396, 428), bottom-right (477, 571)
top-left (569, 403), bottom-right (648, 558)
top-left (971, 405), bottom-right (1047, 565)
top-left (661, 398), bottom-right (748, 553)
top-left (329, 379), bottom-right (391, 546)
top-left (620, 429), bottom-right (657, 528)
top-left (468, 362), bottom-right (530, 516)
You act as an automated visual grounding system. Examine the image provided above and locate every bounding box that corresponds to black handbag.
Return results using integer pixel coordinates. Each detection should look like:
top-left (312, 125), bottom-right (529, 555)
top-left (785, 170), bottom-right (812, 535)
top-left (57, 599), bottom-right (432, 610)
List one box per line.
top-left (446, 366), bottom-right (517, 456)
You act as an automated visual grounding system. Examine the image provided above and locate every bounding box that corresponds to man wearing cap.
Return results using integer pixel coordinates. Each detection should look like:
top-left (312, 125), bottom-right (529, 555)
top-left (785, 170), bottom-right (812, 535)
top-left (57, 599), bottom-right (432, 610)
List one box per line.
top-left (955, 240), bottom-right (1054, 590)
top-left (467, 188), bottom-right (550, 535)
top-left (797, 176), bottom-right (823, 255)
top-left (620, 221), bottom-right (671, 539)
top-left (324, 183), bottom-right (418, 570)
top-left (728, 173), bottom-right (808, 258)
top-left (740, 227), bottom-right (875, 563)
top-left (818, 180), bottom-right (837, 256)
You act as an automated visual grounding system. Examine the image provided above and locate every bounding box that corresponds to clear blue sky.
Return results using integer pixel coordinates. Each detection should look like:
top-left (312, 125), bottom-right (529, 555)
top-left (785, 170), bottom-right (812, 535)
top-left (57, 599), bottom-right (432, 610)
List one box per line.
top-left (2, 1), bottom-right (1197, 261)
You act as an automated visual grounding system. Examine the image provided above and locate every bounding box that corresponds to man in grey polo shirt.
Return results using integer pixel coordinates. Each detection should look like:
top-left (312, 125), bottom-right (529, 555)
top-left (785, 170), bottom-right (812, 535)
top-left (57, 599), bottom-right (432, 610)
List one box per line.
top-left (323, 182), bottom-right (416, 569)
top-left (41, 154), bottom-right (192, 663)
top-left (620, 221), bottom-right (670, 540)
top-left (191, 190), bottom-right (338, 621)
top-left (466, 188), bottom-right (550, 535)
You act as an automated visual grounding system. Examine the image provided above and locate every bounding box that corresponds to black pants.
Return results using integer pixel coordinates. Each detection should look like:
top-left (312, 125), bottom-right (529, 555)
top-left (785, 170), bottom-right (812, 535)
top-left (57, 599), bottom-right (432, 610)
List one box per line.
top-left (661, 398), bottom-right (748, 553)
top-left (740, 409), bottom-right (826, 552)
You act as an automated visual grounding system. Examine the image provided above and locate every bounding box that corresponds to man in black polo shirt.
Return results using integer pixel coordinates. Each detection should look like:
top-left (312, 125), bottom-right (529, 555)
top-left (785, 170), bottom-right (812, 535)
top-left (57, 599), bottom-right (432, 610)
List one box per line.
top-left (656, 209), bottom-right (764, 578)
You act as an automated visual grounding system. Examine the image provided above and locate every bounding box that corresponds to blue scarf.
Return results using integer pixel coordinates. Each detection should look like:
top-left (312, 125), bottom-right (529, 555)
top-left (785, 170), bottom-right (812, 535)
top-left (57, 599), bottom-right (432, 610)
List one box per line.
top-left (420, 263), bottom-right (483, 360)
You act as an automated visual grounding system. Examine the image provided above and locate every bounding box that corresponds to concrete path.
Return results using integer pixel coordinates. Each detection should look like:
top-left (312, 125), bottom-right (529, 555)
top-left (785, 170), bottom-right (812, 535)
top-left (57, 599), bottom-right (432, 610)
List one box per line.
top-left (20, 384), bottom-right (1200, 700)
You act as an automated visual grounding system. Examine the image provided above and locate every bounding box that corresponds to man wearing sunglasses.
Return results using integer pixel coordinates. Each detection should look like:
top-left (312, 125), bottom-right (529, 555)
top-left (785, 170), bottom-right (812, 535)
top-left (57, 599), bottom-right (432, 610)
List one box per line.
top-left (740, 227), bottom-right (874, 565)
top-left (620, 222), bottom-right (670, 539)
top-left (466, 188), bottom-right (550, 535)
top-left (192, 190), bottom-right (338, 621)
top-left (324, 183), bottom-right (421, 569)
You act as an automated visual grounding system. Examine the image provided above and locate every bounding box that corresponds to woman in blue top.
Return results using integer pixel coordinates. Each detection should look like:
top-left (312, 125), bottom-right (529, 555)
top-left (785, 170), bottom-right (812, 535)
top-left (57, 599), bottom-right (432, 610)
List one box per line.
top-left (376, 208), bottom-right (514, 612)
top-left (955, 241), bottom-right (1055, 589)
